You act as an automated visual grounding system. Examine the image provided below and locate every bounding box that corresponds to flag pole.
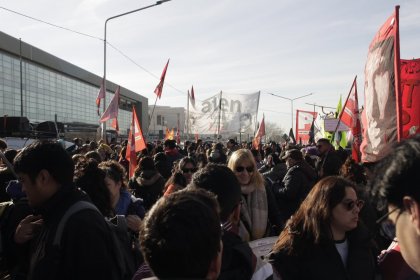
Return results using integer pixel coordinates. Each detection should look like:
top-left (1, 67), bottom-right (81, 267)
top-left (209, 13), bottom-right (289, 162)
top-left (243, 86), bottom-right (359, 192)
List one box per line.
top-left (186, 90), bottom-right (190, 141)
top-left (216, 91), bottom-right (222, 140)
top-left (331, 76), bottom-right (357, 142)
top-left (148, 95), bottom-right (159, 132)
top-left (254, 91), bottom-right (261, 137)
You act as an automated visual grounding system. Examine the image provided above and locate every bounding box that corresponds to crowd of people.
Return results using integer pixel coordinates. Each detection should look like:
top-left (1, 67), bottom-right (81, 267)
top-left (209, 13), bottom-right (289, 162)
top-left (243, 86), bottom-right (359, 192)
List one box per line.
top-left (0, 134), bottom-right (419, 279)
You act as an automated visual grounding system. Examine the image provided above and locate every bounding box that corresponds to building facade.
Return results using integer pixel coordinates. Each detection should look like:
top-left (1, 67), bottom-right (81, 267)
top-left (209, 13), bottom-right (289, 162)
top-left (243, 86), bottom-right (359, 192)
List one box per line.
top-left (148, 105), bottom-right (186, 140)
top-left (0, 31), bottom-right (148, 141)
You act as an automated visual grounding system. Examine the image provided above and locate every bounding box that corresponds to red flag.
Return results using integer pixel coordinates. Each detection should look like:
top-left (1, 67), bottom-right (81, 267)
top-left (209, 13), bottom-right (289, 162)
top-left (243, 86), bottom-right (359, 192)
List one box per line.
top-left (296, 110), bottom-right (318, 144)
top-left (338, 77), bottom-right (362, 162)
top-left (361, 6), bottom-right (401, 163)
top-left (190, 86), bottom-right (196, 108)
top-left (100, 86), bottom-right (120, 123)
top-left (154, 59), bottom-right (170, 99)
top-left (111, 118), bottom-right (119, 133)
top-left (400, 59), bottom-right (420, 138)
top-left (252, 115), bottom-right (265, 150)
top-left (96, 79), bottom-right (105, 116)
top-left (125, 106), bottom-right (146, 178)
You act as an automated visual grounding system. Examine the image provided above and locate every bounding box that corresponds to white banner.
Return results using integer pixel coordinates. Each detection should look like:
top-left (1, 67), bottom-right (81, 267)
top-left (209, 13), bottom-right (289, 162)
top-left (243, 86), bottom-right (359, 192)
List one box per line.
top-left (188, 92), bottom-right (260, 135)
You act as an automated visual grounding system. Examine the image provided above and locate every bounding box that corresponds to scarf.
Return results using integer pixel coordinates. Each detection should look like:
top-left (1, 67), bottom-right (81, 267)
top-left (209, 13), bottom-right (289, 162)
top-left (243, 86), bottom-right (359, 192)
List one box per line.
top-left (239, 184), bottom-right (268, 241)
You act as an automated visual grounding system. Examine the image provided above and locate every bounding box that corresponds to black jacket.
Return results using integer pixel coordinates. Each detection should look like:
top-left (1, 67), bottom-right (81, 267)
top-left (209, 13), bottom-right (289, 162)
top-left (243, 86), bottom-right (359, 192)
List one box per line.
top-left (268, 226), bottom-right (377, 280)
top-left (27, 186), bottom-right (117, 280)
top-left (129, 170), bottom-right (165, 212)
top-left (276, 164), bottom-right (314, 222)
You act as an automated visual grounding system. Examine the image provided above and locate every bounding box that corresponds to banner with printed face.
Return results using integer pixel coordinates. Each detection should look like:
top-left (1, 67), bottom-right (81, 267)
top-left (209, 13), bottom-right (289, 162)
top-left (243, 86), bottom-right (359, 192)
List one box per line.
top-left (400, 59), bottom-right (420, 138)
top-left (296, 110), bottom-right (317, 144)
top-left (188, 92), bottom-right (260, 136)
top-left (360, 7), bottom-right (400, 163)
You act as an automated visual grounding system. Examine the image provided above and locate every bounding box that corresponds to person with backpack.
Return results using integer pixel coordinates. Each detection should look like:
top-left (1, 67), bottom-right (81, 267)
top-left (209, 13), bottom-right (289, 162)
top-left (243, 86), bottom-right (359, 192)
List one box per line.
top-left (12, 140), bottom-right (119, 280)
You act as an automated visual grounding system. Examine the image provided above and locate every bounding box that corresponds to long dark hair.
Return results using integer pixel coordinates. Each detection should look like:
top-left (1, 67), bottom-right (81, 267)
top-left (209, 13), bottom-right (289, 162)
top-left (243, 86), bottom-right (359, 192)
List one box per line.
top-left (273, 176), bottom-right (356, 255)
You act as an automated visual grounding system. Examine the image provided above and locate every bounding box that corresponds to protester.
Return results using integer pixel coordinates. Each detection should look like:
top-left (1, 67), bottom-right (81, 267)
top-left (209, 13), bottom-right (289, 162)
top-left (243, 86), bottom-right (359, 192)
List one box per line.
top-left (276, 149), bottom-right (316, 225)
top-left (371, 135), bottom-right (420, 275)
top-left (268, 176), bottom-right (377, 280)
top-left (12, 140), bottom-right (117, 279)
top-left (73, 158), bottom-right (114, 217)
top-left (139, 188), bottom-right (223, 279)
top-left (189, 163), bottom-right (273, 280)
top-left (177, 156), bottom-right (198, 185)
top-left (98, 160), bottom-right (145, 231)
top-left (315, 138), bottom-right (343, 178)
top-left (163, 139), bottom-right (184, 172)
top-left (128, 156), bottom-right (164, 212)
top-left (228, 149), bottom-right (281, 241)
top-left (162, 171), bottom-right (187, 196)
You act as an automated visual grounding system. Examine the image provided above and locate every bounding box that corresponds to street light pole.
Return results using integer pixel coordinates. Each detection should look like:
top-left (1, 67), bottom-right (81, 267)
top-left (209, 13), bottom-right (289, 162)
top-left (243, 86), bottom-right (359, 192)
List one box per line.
top-left (269, 92), bottom-right (313, 130)
top-left (102, 0), bottom-right (171, 140)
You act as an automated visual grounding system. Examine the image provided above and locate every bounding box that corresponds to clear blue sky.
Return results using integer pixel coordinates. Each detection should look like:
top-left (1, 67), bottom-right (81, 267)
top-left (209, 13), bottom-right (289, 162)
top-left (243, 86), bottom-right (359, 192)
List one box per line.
top-left (1, 0), bottom-right (419, 131)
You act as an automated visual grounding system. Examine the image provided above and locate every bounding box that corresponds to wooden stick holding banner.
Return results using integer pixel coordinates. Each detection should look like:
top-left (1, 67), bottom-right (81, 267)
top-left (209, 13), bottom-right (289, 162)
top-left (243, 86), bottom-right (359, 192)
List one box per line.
top-left (0, 150), bottom-right (18, 179)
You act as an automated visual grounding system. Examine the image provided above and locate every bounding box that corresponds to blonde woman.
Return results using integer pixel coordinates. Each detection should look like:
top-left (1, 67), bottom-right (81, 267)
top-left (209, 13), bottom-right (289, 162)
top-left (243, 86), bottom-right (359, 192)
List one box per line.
top-left (228, 149), bottom-right (269, 241)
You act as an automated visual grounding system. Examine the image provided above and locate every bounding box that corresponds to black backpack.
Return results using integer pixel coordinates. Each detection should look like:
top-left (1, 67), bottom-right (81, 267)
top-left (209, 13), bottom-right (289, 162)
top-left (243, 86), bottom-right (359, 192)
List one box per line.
top-left (54, 201), bottom-right (137, 280)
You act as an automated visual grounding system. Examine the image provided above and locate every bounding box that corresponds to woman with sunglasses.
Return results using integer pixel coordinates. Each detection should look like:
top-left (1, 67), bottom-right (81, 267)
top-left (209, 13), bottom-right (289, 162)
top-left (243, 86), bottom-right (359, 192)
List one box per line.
top-left (268, 176), bottom-right (377, 280)
top-left (228, 149), bottom-right (276, 241)
top-left (177, 157), bottom-right (198, 185)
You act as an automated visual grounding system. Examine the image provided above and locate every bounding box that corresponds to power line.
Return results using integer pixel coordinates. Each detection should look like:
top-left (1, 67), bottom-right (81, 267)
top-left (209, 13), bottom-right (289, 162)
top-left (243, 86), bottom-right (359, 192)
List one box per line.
top-left (0, 6), bottom-right (103, 41)
top-left (1, 6), bottom-right (187, 96)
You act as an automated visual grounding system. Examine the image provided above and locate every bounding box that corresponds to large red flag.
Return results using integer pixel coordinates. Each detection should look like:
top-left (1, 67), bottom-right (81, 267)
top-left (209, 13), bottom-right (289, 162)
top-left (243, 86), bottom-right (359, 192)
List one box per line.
top-left (100, 86), bottom-right (120, 123)
top-left (400, 58), bottom-right (420, 138)
top-left (338, 77), bottom-right (362, 162)
top-left (154, 59), bottom-right (170, 99)
top-left (296, 110), bottom-right (318, 144)
top-left (361, 6), bottom-right (401, 163)
top-left (95, 79), bottom-right (105, 116)
top-left (125, 106), bottom-right (146, 178)
top-left (252, 115), bottom-right (265, 150)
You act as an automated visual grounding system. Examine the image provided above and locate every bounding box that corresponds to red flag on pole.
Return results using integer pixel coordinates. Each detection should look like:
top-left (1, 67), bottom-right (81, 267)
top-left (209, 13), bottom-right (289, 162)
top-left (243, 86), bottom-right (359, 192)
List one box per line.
top-left (96, 79), bottom-right (105, 116)
top-left (100, 86), bottom-right (120, 123)
top-left (154, 59), bottom-right (170, 99)
top-left (338, 77), bottom-right (362, 162)
top-left (361, 6), bottom-right (401, 162)
top-left (252, 115), bottom-right (265, 150)
top-left (125, 106), bottom-right (146, 178)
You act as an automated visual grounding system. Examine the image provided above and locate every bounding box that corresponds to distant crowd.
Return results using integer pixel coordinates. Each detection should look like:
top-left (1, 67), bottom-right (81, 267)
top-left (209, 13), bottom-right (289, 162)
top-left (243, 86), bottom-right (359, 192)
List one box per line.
top-left (0, 135), bottom-right (420, 280)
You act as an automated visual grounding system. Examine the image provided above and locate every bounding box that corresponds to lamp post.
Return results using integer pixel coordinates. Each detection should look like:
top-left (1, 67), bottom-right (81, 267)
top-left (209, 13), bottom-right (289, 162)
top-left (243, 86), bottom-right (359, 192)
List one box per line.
top-left (269, 92), bottom-right (313, 130)
top-left (102, 0), bottom-right (171, 139)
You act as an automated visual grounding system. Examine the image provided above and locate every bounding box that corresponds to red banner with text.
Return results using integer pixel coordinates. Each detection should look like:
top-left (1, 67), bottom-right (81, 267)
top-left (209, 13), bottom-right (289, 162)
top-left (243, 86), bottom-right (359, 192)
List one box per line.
top-left (400, 59), bottom-right (420, 138)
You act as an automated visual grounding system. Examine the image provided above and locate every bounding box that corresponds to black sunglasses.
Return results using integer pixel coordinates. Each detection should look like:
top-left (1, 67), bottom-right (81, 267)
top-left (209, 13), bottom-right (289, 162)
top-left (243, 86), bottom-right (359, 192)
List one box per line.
top-left (376, 207), bottom-right (400, 224)
top-left (235, 166), bottom-right (254, 173)
top-left (182, 167), bottom-right (198, 174)
top-left (342, 199), bottom-right (364, 211)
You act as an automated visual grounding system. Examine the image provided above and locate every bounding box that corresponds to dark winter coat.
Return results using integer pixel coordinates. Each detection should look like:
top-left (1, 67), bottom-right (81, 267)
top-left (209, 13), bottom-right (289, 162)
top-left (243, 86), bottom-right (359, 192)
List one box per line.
top-left (276, 164), bottom-right (314, 223)
top-left (129, 170), bottom-right (165, 212)
top-left (26, 186), bottom-right (117, 280)
top-left (268, 225), bottom-right (377, 280)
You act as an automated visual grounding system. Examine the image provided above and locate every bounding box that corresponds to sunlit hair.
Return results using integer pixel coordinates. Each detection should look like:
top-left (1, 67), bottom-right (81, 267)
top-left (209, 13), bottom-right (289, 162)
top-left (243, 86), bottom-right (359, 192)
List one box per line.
top-left (98, 160), bottom-right (128, 190)
top-left (272, 176), bottom-right (356, 255)
top-left (227, 148), bottom-right (264, 188)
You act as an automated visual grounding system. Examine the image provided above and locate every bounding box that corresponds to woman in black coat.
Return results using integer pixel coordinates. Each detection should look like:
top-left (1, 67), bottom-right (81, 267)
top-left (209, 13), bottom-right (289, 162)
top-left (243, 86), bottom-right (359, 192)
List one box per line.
top-left (268, 176), bottom-right (377, 280)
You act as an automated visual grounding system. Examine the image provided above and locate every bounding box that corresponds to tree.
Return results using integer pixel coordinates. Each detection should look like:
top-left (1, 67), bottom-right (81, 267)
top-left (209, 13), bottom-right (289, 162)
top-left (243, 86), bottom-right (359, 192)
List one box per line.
top-left (265, 121), bottom-right (285, 143)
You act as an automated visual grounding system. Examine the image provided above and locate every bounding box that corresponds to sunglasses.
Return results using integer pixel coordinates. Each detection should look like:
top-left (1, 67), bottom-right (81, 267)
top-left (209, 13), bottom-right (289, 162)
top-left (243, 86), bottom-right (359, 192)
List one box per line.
top-left (235, 166), bottom-right (254, 173)
top-left (182, 167), bottom-right (198, 174)
top-left (376, 207), bottom-right (400, 225)
top-left (341, 199), bottom-right (364, 211)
